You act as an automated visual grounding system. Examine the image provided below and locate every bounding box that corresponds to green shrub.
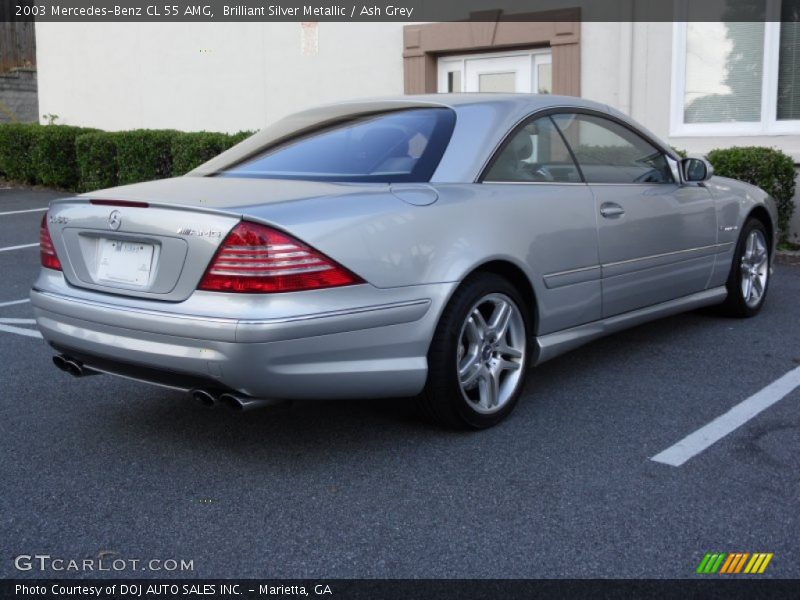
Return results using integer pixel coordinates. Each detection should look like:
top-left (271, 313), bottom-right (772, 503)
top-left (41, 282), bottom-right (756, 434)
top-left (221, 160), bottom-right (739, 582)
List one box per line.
top-left (171, 131), bottom-right (233, 176)
top-left (706, 146), bottom-right (797, 243)
top-left (76, 132), bottom-right (119, 191)
top-left (670, 146), bottom-right (688, 159)
top-left (171, 130), bottom-right (256, 176)
top-left (114, 129), bottom-right (179, 185)
top-left (229, 130), bottom-right (255, 145)
top-left (0, 123), bottom-right (40, 183)
top-left (31, 125), bottom-right (95, 189)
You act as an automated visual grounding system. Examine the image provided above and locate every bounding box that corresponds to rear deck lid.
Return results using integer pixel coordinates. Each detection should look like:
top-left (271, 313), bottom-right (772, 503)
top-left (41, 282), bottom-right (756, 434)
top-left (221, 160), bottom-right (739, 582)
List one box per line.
top-left (47, 199), bottom-right (241, 302)
top-left (48, 177), bottom-right (386, 301)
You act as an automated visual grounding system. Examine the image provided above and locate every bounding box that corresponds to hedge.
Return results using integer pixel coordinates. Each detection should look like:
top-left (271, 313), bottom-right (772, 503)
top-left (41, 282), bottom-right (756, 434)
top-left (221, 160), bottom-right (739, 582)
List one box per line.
top-left (707, 146), bottom-right (797, 243)
top-left (75, 132), bottom-right (119, 191)
top-left (171, 131), bottom-right (235, 176)
top-left (171, 130), bottom-right (255, 176)
top-left (0, 123), bottom-right (39, 183)
top-left (31, 125), bottom-right (97, 189)
top-left (114, 129), bottom-right (180, 185)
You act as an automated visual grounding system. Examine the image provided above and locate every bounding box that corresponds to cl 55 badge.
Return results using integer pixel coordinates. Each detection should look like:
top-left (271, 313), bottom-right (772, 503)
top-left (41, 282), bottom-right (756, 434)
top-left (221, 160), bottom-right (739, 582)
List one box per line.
top-left (48, 215), bottom-right (69, 225)
top-left (176, 227), bottom-right (222, 238)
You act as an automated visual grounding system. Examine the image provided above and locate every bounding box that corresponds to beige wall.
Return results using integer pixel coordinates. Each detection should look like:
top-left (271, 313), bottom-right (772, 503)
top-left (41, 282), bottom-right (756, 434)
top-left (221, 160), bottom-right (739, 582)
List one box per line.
top-left (35, 22), bottom-right (405, 133)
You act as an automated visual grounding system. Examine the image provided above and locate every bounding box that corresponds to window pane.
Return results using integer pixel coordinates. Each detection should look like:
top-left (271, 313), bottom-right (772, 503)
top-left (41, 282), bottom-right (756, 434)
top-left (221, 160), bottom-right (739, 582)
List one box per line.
top-left (447, 70), bottom-right (462, 93)
top-left (478, 72), bottom-right (516, 93)
top-left (220, 108), bottom-right (455, 183)
top-left (537, 63), bottom-right (552, 94)
top-left (552, 114), bottom-right (673, 184)
top-left (484, 117), bottom-right (581, 183)
top-left (778, 0), bottom-right (800, 120)
top-left (684, 6), bottom-right (766, 124)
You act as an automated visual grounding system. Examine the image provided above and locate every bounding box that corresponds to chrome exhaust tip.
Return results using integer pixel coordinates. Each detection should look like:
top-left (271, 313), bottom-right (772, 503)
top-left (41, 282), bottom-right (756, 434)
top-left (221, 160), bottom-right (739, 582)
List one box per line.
top-left (190, 389), bottom-right (218, 408)
top-left (52, 355), bottom-right (69, 372)
top-left (53, 354), bottom-right (96, 378)
top-left (219, 393), bottom-right (288, 412)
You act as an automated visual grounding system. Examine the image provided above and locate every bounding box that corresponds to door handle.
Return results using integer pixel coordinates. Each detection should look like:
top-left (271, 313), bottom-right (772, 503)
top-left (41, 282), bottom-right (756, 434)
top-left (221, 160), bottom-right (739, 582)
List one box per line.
top-left (600, 202), bottom-right (625, 218)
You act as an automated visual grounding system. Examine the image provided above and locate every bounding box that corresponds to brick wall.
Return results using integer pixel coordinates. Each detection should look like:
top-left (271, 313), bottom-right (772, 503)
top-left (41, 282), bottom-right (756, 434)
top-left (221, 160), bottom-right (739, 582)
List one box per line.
top-left (0, 68), bottom-right (38, 123)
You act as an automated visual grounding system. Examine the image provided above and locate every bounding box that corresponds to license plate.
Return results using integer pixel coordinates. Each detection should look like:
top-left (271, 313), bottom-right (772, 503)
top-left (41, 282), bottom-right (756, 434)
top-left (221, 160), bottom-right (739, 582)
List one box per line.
top-left (96, 238), bottom-right (155, 287)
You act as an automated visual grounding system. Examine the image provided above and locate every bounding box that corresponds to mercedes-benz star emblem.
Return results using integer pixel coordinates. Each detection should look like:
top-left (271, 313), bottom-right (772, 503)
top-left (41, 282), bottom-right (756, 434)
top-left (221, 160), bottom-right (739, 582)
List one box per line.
top-left (108, 210), bottom-right (122, 231)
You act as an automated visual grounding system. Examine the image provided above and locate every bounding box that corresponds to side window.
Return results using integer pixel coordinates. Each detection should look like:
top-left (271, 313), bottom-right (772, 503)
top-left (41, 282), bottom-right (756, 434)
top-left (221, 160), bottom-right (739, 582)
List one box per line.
top-left (483, 116), bottom-right (582, 183)
top-left (551, 113), bottom-right (674, 184)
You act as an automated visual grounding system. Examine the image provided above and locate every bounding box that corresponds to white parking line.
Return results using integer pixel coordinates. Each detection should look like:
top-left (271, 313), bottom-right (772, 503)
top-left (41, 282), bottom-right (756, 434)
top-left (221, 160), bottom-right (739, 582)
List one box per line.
top-left (0, 323), bottom-right (42, 339)
top-left (0, 298), bottom-right (29, 308)
top-left (651, 366), bottom-right (800, 467)
top-left (0, 207), bottom-right (47, 216)
top-left (0, 318), bottom-right (36, 325)
top-left (0, 242), bottom-right (38, 253)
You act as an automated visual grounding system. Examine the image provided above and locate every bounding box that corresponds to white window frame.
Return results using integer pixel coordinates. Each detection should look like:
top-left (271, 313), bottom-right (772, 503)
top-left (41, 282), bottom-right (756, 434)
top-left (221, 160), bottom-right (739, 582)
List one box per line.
top-left (437, 49), bottom-right (552, 94)
top-left (670, 0), bottom-right (800, 137)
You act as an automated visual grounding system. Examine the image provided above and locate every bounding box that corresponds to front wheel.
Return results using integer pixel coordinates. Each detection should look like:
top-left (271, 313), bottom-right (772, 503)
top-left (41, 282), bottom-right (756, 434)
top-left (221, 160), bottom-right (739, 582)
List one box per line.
top-left (420, 273), bottom-right (531, 429)
top-left (717, 219), bottom-right (771, 318)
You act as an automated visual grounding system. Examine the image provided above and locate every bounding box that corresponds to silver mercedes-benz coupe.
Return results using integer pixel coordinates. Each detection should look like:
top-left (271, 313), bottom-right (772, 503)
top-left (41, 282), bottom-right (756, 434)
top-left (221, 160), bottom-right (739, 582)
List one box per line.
top-left (32, 94), bottom-right (777, 428)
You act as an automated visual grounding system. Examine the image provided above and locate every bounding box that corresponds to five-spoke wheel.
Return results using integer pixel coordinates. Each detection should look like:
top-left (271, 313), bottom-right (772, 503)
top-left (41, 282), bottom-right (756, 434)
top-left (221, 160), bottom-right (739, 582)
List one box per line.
top-left (456, 293), bottom-right (526, 414)
top-left (718, 218), bottom-right (771, 318)
top-left (421, 272), bottom-right (531, 429)
top-left (740, 228), bottom-right (769, 309)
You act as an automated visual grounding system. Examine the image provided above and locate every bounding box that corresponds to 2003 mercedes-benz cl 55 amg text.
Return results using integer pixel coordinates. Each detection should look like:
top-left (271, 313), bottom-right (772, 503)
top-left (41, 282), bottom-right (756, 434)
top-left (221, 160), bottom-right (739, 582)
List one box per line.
top-left (32, 95), bottom-right (777, 428)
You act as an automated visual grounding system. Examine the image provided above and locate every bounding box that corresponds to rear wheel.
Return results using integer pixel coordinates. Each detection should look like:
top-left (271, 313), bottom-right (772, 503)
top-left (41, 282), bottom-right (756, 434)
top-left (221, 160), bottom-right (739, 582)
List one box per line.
top-left (420, 273), bottom-right (531, 429)
top-left (717, 218), bottom-right (771, 318)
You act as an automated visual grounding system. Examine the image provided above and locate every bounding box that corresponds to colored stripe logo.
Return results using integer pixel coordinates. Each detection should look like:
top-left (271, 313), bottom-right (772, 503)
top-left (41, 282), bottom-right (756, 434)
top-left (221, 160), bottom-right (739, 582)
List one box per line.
top-left (697, 552), bottom-right (773, 574)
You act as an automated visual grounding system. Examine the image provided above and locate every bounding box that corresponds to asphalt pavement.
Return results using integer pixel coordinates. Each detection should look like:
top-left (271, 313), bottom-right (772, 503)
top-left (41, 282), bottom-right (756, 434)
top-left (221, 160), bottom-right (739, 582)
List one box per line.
top-left (0, 185), bottom-right (798, 579)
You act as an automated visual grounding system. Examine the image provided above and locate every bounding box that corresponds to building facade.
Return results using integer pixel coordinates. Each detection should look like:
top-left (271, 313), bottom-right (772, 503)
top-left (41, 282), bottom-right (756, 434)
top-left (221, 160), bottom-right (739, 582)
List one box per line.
top-left (34, 13), bottom-right (800, 237)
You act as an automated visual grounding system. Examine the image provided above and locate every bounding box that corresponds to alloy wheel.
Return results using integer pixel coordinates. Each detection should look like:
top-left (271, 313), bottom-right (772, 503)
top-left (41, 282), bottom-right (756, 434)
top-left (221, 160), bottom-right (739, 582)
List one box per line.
top-left (740, 229), bottom-right (769, 309)
top-left (456, 293), bottom-right (526, 414)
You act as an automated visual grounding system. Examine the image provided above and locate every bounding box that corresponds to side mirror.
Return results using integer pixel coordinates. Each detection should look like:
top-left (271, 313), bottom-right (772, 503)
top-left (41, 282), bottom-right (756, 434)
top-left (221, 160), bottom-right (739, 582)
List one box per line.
top-left (680, 157), bottom-right (713, 183)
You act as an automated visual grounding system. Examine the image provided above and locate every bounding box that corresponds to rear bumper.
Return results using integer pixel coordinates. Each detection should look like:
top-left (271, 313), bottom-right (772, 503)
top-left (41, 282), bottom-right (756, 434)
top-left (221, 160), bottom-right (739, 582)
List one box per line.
top-left (31, 270), bottom-right (455, 399)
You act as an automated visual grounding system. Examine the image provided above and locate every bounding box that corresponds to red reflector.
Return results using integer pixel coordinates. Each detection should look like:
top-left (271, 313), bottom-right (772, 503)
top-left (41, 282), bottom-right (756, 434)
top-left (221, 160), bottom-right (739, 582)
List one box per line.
top-left (198, 221), bottom-right (363, 293)
top-left (39, 214), bottom-right (62, 271)
top-left (90, 199), bottom-right (149, 208)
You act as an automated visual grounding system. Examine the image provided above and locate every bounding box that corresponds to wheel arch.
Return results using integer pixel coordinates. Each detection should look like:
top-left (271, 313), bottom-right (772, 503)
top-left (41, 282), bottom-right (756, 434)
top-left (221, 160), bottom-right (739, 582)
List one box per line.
top-left (746, 205), bottom-right (774, 253)
top-left (462, 259), bottom-right (538, 330)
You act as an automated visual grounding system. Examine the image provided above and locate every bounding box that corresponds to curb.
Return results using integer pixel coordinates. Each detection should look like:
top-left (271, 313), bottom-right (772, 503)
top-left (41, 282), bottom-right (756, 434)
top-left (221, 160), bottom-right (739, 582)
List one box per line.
top-left (776, 251), bottom-right (800, 266)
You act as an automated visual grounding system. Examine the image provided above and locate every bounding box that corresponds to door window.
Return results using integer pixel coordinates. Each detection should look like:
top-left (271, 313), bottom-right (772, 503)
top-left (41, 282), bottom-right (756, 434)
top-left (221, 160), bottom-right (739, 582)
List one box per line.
top-left (483, 116), bottom-right (582, 183)
top-left (551, 113), bottom-right (674, 184)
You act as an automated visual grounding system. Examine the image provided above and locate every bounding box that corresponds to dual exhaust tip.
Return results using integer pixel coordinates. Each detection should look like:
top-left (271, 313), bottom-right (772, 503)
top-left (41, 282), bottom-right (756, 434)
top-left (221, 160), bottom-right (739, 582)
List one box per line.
top-left (191, 389), bottom-right (285, 412)
top-left (52, 353), bottom-right (280, 413)
top-left (52, 354), bottom-right (96, 378)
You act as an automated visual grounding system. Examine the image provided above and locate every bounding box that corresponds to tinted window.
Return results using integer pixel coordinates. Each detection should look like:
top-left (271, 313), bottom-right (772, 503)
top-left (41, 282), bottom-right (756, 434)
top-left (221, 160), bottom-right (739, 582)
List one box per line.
top-left (551, 113), bottom-right (673, 184)
top-left (218, 108), bottom-right (455, 183)
top-left (484, 116), bottom-right (581, 183)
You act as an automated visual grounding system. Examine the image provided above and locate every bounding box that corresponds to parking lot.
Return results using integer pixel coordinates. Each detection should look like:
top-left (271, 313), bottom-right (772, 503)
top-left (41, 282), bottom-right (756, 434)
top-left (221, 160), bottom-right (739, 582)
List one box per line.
top-left (1, 185), bottom-right (798, 579)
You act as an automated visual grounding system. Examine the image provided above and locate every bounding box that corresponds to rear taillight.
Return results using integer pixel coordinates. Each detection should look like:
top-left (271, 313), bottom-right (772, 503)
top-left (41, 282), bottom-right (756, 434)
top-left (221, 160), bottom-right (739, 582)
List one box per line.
top-left (39, 214), bottom-right (62, 271)
top-left (198, 221), bottom-right (363, 293)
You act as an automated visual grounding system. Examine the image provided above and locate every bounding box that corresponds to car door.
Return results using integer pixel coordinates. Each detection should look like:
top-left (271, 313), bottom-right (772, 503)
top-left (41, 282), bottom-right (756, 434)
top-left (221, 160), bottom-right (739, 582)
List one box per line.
top-left (551, 112), bottom-right (717, 318)
top-left (482, 115), bottom-right (601, 334)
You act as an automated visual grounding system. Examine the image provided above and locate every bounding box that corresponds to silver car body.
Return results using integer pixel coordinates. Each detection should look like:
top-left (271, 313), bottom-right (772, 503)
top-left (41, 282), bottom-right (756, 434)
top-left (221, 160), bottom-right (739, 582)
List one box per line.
top-left (31, 95), bottom-right (778, 400)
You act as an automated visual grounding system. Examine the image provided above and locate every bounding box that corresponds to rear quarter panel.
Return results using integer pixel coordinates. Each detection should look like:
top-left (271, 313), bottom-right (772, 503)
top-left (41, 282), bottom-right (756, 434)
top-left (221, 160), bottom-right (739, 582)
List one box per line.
top-left (248, 183), bottom-right (601, 335)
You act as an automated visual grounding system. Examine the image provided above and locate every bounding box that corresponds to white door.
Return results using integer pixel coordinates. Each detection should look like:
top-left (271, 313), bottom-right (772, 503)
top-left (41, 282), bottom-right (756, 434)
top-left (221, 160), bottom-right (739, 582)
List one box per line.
top-left (438, 51), bottom-right (552, 94)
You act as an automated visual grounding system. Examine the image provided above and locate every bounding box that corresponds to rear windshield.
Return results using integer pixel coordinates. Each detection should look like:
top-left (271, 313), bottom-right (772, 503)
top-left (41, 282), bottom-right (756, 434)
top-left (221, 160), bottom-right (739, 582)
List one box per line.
top-left (217, 108), bottom-right (456, 183)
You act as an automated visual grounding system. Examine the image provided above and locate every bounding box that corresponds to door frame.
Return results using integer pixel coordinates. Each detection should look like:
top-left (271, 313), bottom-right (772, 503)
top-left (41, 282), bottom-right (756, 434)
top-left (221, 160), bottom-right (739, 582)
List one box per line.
top-left (437, 49), bottom-right (553, 94)
top-left (403, 9), bottom-right (581, 96)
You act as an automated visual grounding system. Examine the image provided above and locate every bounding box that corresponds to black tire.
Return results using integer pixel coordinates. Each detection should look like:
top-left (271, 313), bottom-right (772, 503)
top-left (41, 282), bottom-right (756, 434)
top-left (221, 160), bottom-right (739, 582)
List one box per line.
top-left (716, 218), bottom-right (771, 318)
top-left (419, 272), bottom-right (532, 429)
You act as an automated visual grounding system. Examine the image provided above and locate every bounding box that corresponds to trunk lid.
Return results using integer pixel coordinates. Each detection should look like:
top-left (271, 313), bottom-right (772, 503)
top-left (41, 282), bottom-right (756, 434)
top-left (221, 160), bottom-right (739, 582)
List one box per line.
top-left (48, 177), bottom-right (386, 301)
